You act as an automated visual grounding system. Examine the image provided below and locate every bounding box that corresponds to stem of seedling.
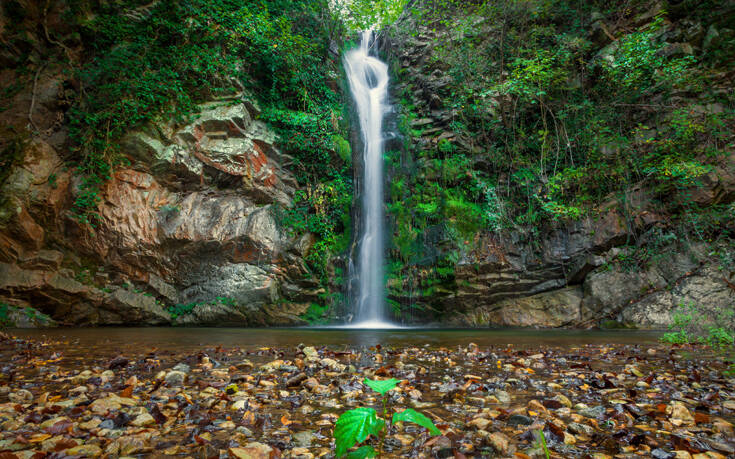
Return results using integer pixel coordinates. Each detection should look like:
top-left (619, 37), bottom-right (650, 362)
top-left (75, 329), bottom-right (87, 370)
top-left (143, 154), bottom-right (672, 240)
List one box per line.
top-left (379, 395), bottom-right (388, 459)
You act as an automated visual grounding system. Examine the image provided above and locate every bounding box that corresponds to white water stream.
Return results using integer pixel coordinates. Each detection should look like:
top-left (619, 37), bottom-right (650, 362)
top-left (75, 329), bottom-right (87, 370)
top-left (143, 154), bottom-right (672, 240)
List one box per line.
top-left (344, 30), bottom-right (395, 328)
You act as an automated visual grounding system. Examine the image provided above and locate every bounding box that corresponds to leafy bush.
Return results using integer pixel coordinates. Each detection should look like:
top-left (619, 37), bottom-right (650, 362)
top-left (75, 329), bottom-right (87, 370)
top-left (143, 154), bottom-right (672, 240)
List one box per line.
top-left (601, 17), bottom-right (696, 99)
top-left (661, 302), bottom-right (735, 348)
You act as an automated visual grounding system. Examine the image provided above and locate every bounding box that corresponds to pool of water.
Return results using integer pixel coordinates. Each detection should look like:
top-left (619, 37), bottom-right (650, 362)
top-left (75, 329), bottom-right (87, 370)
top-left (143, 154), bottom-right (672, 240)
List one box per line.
top-left (7, 327), bottom-right (663, 355)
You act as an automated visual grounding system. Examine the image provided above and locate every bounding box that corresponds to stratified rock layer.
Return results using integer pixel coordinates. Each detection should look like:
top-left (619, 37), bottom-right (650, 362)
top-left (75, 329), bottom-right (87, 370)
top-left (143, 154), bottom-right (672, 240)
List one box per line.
top-left (0, 97), bottom-right (312, 326)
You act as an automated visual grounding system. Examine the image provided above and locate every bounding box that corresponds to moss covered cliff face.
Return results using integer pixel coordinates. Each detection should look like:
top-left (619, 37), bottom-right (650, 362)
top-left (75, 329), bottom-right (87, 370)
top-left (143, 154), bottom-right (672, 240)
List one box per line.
top-left (0, 0), bottom-right (352, 326)
top-left (382, 0), bottom-right (735, 327)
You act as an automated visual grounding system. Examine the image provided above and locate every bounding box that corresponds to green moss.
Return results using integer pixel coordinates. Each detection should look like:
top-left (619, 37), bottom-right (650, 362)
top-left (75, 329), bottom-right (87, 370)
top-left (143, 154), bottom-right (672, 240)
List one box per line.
top-left (599, 320), bottom-right (636, 330)
top-left (0, 303), bottom-right (11, 327)
top-left (332, 134), bottom-right (352, 164)
top-left (300, 302), bottom-right (329, 325)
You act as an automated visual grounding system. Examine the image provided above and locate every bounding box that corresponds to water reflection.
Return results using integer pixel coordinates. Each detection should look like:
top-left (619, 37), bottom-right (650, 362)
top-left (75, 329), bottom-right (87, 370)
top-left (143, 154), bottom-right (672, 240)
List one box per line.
top-left (9, 328), bottom-right (662, 355)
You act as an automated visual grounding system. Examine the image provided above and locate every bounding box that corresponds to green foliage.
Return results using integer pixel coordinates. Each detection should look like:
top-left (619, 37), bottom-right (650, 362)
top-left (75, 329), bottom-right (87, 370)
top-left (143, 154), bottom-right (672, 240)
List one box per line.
top-left (392, 409), bottom-right (441, 435)
top-left (0, 303), bottom-right (52, 327)
top-left (216, 296), bottom-right (237, 307)
top-left (167, 296), bottom-right (238, 319)
top-left (725, 364), bottom-right (735, 378)
top-left (385, 0), bottom-right (734, 284)
top-left (167, 302), bottom-right (198, 320)
top-left (346, 446), bottom-right (377, 459)
top-left (260, 98), bottom-right (352, 288)
top-left (0, 303), bottom-right (11, 327)
top-left (66, 0), bottom-right (343, 225)
top-left (380, 0), bottom-right (735, 324)
top-left (335, 378), bottom-right (439, 457)
top-left (62, 0), bottom-right (352, 299)
top-left (703, 326), bottom-right (735, 349)
top-left (661, 302), bottom-right (735, 348)
top-left (334, 407), bottom-right (384, 457)
top-left (276, 174), bottom-right (352, 278)
top-left (333, 134), bottom-right (352, 164)
top-left (601, 17), bottom-right (696, 99)
top-left (337, 0), bottom-right (408, 31)
top-left (363, 377), bottom-right (399, 395)
top-left (300, 303), bottom-right (329, 324)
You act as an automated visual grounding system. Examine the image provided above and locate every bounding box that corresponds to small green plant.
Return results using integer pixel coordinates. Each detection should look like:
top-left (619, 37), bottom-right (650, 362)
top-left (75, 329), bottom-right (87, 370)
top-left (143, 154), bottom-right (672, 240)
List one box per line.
top-left (334, 378), bottom-right (440, 458)
top-left (703, 326), bottom-right (735, 349)
top-left (661, 302), bottom-right (735, 348)
top-left (533, 429), bottom-right (551, 459)
top-left (74, 268), bottom-right (93, 285)
top-left (661, 302), bottom-right (696, 344)
top-left (724, 364), bottom-right (735, 378)
top-left (167, 302), bottom-right (198, 319)
top-left (300, 303), bottom-right (329, 325)
top-left (167, 297), bottom-right (239, 319)
top-left (215, 296), bottom-right (237, 307)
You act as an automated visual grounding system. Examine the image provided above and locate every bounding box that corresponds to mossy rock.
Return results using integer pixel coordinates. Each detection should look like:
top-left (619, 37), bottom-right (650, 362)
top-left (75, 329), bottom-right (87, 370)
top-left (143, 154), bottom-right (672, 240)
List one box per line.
top-left (599, 320), bottom-right (637, 330)
top-left (0, 303), bottom-right (57, 328)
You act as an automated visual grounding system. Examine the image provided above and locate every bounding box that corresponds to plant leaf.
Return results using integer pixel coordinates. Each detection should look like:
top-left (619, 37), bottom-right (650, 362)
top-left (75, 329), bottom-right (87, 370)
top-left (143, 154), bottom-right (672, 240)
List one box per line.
top-left (363, 378), bottom-right (400, 395)
top-left (346, 445), bottom-right (377, 459)
top-left (392, 408), bottom-right (441, 435)
top-left (334, 407), bottom-right (383, 457)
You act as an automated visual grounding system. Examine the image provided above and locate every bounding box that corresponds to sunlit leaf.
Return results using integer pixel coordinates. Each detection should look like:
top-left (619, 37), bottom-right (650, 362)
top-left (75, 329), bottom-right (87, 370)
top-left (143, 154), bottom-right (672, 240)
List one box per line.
top-left (334, 407), bottom-right (384, 457)
top-left (346, 445), bottom-right (377, 459)
top-left (363, 378), bottom-right (400, 395)
top-left (392, 408), bottom-right (440, 435)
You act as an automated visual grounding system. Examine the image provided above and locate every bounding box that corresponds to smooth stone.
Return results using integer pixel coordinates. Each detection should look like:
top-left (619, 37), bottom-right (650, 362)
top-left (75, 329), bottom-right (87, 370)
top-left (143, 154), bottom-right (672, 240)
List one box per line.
top-left (131, 413), bottom-right (155, 427)
top-left (488, 432), bottom-right (511, 455)
top-left (65, 444), bottom-right (102, 456)
top-left (652, 449), bottom-right (676, 459)
top-left (568, 422), bottom-right (595, 436)
top-left (172, 363), bottom-right (191, 374)
top-left (90, 398), bottom-right (121, 414)
top-left (8, 390), bottom-right (33, 404)
top-left (506, 414), bottom-right (532, 426)
top-left (164, 370), bottom-right (186, 387)
top-left (229, 442), bottom-right (273, 459)
top-left (494, 390), bottom-right (511, 404)
top-left (578, 405), bottom-right (606, 419)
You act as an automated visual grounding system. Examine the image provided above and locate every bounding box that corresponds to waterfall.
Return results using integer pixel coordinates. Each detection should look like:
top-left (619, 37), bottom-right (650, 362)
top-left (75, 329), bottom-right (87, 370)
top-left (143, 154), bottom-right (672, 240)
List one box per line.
top-left (344, 30), bottom-right (394, 328)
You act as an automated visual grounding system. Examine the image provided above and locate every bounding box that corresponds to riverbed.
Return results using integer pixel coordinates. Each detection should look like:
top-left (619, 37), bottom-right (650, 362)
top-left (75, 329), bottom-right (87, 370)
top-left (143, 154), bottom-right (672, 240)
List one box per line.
top-left (0, 329), bottom-right (733, 458)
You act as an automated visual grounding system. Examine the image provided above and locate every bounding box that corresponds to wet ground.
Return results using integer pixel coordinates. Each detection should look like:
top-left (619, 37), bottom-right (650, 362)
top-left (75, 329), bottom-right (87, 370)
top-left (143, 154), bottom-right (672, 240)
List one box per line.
top-left (0, 328), bottom-right (733, 458)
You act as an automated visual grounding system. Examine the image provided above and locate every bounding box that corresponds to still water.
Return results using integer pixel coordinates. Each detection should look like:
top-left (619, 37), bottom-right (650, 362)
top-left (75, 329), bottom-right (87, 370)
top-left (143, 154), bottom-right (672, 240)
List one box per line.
top-left (8, 328), bottom-right (662, 354)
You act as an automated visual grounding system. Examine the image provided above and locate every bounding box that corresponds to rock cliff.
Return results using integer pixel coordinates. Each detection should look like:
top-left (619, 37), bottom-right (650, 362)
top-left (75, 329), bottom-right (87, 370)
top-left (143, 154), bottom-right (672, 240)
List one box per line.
top-left (0, 94), bottom-right (318, 326)
top-left (382, 0), bottom-right (735, 328)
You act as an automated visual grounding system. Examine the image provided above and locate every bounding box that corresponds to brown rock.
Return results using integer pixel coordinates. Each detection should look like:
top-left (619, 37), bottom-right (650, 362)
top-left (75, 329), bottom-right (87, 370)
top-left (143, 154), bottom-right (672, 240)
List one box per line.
top-left (668, 401), bottom-right (695, 426)
top-left (487, 432), bottom-right (512, 455)
top-left (229, 442), bottom-right (273, 459)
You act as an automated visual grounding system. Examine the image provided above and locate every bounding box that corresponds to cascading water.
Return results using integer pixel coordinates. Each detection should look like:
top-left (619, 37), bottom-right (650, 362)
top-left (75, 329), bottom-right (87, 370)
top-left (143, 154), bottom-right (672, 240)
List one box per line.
top-left (344, 30), bottom-right (395, 328)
